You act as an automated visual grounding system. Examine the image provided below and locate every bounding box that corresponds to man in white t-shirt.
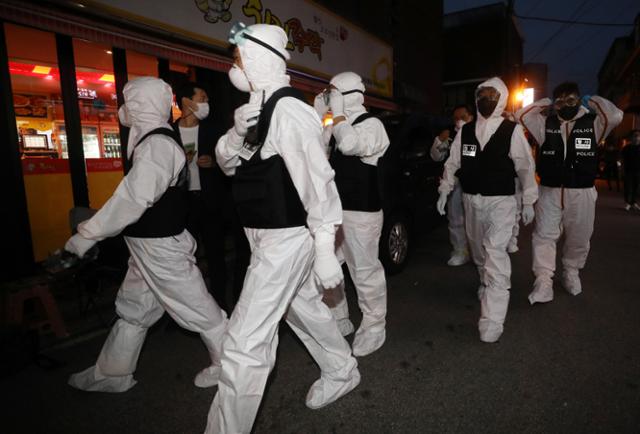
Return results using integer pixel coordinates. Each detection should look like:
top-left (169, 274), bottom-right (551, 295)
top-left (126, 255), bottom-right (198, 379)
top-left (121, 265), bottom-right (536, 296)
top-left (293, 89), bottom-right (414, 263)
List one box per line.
top-left (173, 82), bottom-right (238, 311)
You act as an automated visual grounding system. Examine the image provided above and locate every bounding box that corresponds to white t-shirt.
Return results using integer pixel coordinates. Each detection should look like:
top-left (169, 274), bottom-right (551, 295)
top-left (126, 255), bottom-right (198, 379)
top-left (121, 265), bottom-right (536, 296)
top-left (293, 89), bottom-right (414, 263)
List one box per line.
top-left (179, 125), bottom-right (200, 191)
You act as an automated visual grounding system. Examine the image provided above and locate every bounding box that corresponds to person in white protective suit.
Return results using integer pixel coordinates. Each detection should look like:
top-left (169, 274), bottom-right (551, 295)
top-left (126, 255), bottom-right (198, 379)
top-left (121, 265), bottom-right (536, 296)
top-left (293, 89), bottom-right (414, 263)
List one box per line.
top-left (312, 71), bottom-right (390, 356)
top-left (516, 81), bottom-right (622, 304)
top-left (205, 23), bottom-right (360, 434)
top-left (436, 77), bottom-right (538, 343)
top-left (430, 104), bottom-right (473, 266)
top-left (64, 77), bottom-right (227, 392)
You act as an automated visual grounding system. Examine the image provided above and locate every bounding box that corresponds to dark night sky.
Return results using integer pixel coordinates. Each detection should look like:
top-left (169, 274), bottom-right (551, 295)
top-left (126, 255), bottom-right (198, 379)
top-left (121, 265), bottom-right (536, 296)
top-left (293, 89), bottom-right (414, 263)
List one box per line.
top-left (444, 0), bottom-right (639, 96)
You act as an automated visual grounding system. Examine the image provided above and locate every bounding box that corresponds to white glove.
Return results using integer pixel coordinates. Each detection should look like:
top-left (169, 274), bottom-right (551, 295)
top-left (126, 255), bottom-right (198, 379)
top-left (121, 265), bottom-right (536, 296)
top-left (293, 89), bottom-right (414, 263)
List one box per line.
top-left (313, 93), bottom-right (328, 118)
top-left (436, 192), bottom-right (448, 216)
top-left (521, 204), bottom-right (535, 225)
top-left (233, 102), bottom-right (261, 137)
top-left (313, 228), bottom-right (343, 289)
top-left (65, 233), bottom-right (97, 258)
top-left (329, 90), bottom-right (345, 117)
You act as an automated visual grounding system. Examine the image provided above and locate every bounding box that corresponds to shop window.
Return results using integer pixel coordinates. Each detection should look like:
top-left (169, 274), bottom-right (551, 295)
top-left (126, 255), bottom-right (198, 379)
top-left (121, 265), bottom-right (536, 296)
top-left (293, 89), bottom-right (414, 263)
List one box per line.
top-left (72, 38), bottom-right (123, 208)
top-left (5, 23), bottom-right (73, 261)
top-left (126, 50), bottom-right (158, 80)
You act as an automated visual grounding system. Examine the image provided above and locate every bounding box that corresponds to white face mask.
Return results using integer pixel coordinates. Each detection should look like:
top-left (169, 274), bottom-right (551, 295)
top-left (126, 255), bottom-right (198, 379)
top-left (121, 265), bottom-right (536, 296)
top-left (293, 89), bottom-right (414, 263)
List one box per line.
top-left (228, 64), bottom-right (252, 92)
top-left (193, 102), bottom-right (210, 120)
top-left (118, 105), bottom-right (131, 127)
top-left (455, 119), bottom-right (466, 131)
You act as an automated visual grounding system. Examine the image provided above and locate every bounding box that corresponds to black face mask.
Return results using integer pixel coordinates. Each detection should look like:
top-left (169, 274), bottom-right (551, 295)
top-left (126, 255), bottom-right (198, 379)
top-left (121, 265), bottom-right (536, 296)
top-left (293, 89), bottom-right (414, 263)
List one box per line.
top-left (558, 105), bottom-right (580, 121)
top-left (477, 99), bottom-right (498, 118)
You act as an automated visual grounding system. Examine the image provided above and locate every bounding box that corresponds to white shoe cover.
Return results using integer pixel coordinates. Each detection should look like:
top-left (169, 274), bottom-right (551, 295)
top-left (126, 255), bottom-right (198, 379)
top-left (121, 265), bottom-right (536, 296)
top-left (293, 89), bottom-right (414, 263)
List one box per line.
top-left (68, 365), bottom-right (136, 393)
top-left (562, 272), bottom-right (582, 296)
top-left (352, 328), bottom-right (386, 357)
top-left (305, 368), bottom-right (361, 410)
top-left (447, 252), bottom-right (470, 266)
top-left (477, 285), bottom-right (486, 301)
top-left (337, 318), bottom-right (355, 337)
top-left (528, 278), bottom-right (554, 305)
top-left (194, 364), bottom-right (221, 388)
top-left (478, 321), bottom-right (503, 343)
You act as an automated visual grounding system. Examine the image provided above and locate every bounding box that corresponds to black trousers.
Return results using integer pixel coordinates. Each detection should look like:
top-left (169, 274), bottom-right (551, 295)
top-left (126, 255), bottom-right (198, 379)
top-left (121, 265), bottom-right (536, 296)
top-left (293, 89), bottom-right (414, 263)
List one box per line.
top-left (186, 191), bottom-right (250, 312)
top-left (604, 163), bottom-right (620, 191)
top-left (624, 172), bottom-right (640, 205)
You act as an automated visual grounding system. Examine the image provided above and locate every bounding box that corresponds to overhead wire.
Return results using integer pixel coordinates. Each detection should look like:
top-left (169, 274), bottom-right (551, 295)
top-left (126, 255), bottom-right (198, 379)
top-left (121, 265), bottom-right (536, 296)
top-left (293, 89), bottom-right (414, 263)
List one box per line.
top-left (526, 0), bottom-right (591, 62)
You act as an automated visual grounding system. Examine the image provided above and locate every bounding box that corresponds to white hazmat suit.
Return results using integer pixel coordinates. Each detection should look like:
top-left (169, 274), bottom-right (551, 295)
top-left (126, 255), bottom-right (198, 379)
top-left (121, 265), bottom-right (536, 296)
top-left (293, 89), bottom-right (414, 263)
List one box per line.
top-left (315, 71), bottom-right (390, 357)
top-left (205, 24), bottom-right (359, 434)
top-left (516, 95), bottom-right (622, 304)
top-left (437, 77), bottom-right (538, 342)
top-left (431, 129), bottom-right (470, 265)
top-left (64, 77), bottom-right (227, 392)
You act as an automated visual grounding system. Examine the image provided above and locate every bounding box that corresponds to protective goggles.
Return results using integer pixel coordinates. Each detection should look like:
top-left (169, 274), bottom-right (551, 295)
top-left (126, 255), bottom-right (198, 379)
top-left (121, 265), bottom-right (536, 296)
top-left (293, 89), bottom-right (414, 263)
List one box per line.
top-left (475, 87), bottom-right (501, 102)
top-left (553, 94), bottom-right (580, 109)
top-left (321, 87), bottom-right (364, 105)
top-left (228, 22), bottom-right (286, 61)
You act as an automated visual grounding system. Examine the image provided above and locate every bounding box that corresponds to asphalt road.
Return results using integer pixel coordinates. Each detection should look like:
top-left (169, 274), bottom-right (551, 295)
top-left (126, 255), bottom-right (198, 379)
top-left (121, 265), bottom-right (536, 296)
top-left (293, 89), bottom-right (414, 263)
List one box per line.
top-left (4, 184), bottom-right (640, 434)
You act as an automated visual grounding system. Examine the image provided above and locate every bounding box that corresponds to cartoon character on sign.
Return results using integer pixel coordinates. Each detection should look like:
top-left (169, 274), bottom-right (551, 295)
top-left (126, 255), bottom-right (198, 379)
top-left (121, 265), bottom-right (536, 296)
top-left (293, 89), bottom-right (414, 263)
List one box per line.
top-left (195, 0), bottom-right (233, 23)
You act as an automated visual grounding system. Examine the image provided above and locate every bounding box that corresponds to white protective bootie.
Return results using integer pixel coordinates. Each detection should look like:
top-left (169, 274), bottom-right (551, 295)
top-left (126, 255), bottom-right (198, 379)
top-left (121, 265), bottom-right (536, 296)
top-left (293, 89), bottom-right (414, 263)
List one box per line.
top-left (336, 318), bottom-right (355, 337)
top-left (562, 271), bottom-right (582, 296)
top-left (352, 328), bottom-right (386, 357)
top-left (447, 250), bottom-right (470, 266)
top-left (305, 367), bottom-right (361, 409)
top-left (528, 277), bottom-right (554, 305)
top-left (478, 320), bottom-right (503, 343)
top-left (194, 364), bottom-right (221, 388)
top-left (68, 365), bottom-right (136, 393)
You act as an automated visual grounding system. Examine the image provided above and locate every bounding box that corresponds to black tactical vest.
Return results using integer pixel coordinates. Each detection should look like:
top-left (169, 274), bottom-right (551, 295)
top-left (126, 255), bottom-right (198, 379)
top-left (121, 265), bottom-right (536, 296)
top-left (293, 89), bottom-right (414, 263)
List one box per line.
top-left (122, 128), bottom-right (189, 238)
top-left (538, 113), bottom-right (598, 188)
top-left (232, 87), bottom-right (307, 229)
top-left (458, 119), bottom-right (517, 196)
top-left (329, 113), bottom-right (382, 212)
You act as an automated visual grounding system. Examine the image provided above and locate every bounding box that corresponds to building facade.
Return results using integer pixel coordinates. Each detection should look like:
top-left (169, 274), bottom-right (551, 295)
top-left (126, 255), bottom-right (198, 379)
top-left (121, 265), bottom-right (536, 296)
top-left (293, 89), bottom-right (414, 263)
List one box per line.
top-left (598, 14), bottom-right (640, 142)
top-left (442, 2), bottom-right (523, 114)
top-left (1, 0), bottom-right (441, 280)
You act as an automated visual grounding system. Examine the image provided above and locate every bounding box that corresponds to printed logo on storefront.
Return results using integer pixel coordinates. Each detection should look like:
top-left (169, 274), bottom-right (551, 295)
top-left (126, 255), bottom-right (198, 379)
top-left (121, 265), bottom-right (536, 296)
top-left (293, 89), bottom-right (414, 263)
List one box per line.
top-left (575, 138), bottom-right (591, 149)
top-left (462, 144), bottom-right (477, 157)
top-left (195, 0), bottom-right (233, 23)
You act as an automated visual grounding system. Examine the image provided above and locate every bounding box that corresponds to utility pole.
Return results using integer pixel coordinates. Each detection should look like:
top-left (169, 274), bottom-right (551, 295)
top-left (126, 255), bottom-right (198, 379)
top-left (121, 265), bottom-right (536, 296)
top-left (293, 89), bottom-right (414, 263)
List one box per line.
top-left (506, 0), bottom-right (517, 112)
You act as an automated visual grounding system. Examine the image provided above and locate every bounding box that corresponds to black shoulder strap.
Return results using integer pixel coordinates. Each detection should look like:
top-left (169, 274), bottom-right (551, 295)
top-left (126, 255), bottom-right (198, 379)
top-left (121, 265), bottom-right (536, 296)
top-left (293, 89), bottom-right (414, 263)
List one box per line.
top-left (131, 127), bottom-right (188, 186)
top-left (134, 127), bottom-right (184, 150)
top-left (256, 87), bottom-right (307, 146)
top-left (352, 112), bottom-right (377, 126)
top-left (329, 112), bottom-right (378, 151)
top-left (497, 118), bottom-right (517, 136)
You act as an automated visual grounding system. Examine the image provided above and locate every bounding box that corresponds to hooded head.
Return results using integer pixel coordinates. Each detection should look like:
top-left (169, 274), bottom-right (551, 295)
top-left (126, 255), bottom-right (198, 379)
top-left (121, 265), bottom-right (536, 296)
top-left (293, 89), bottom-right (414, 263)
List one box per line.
top-left (330, 71), bottom-right (366, 117)
top-left (228, 23), bottom-right (290, 94)
top-left (475, 77), bottom-right (508, 120)
top-left (118, 77), bottom-right (173, 158)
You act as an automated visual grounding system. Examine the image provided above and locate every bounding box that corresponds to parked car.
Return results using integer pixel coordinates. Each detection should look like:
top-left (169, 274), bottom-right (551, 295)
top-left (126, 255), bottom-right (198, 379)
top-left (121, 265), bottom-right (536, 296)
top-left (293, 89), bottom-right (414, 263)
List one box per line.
top-left (377, 113), bottom-right (450, 274)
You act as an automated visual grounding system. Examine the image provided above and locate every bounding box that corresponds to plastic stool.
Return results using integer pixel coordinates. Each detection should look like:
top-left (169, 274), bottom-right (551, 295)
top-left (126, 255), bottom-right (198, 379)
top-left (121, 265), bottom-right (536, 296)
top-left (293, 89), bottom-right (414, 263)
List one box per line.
top-left (3, 278), bottom-right (68, 338)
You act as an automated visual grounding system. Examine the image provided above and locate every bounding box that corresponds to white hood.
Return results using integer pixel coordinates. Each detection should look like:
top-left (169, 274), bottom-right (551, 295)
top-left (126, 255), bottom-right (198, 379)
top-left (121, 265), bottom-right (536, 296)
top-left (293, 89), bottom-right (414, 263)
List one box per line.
top-left (330, 71), bottom-right (366, 118)
top-left (122, 77), bottom-right (173, 159)
top-left (475, 77), bottom-right (509, 147)
top-left (238, 24), bottom-right (291, 98)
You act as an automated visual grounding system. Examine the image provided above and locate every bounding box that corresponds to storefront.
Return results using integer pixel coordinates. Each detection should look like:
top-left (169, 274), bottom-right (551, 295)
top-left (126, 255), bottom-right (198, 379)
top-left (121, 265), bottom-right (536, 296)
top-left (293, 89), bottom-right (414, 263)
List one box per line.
top-left (0, 0), bottom-right (395, 278)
